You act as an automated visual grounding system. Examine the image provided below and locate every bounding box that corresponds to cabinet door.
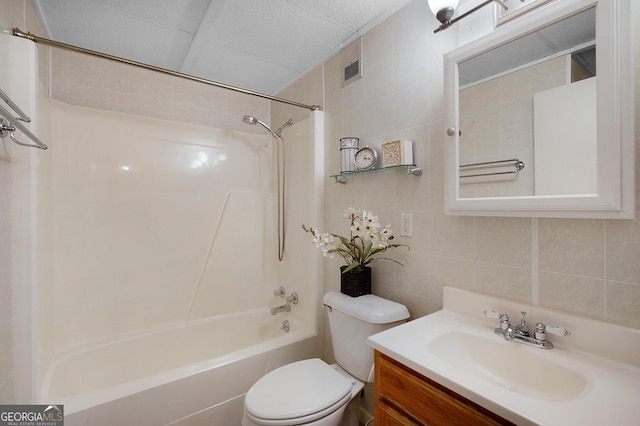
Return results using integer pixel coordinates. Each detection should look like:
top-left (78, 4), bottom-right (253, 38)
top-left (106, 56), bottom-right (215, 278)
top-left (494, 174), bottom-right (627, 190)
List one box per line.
top-left (374, 351), bottom-right (513, 426)
top-left (376, 400), bottom-right (421, 426)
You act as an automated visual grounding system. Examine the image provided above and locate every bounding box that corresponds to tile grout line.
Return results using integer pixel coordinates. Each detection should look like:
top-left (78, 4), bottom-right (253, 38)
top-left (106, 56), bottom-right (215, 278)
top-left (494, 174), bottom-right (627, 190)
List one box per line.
top-left (531, 218), bottom-right (539, 305)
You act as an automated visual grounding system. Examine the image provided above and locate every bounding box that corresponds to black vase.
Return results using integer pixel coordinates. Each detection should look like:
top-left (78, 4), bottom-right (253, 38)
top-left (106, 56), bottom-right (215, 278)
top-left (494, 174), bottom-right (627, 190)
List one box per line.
top-left (340, 265), bottom-right (372, 297)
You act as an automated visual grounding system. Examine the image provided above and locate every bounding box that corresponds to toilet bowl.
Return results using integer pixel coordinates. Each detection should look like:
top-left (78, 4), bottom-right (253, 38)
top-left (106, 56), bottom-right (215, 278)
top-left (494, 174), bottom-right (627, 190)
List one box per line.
top-left (242, 292), bottom-right (409, 426)
top-left (242, 359), bottom-right (364, 426)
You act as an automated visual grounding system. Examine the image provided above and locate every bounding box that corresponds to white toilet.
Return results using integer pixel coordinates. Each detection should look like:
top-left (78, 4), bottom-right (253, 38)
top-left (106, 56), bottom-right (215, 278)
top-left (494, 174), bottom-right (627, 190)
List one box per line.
top-left (242, 291), bottom-right (409, 426)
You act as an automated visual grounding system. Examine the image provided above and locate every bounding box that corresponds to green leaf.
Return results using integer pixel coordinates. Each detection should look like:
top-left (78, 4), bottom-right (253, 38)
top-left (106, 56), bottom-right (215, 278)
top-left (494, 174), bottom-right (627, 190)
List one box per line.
top-left (341, 262), bottom-right (361, 273)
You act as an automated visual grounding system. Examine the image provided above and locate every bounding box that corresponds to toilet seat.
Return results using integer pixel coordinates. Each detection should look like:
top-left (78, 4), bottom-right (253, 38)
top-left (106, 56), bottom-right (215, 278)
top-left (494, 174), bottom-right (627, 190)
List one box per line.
top-left (244, 358), bottom-right (353, 425)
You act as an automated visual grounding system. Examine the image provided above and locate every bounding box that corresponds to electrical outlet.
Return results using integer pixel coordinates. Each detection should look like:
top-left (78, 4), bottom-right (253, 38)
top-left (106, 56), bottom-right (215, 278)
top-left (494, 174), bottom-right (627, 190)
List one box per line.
top-left (400, 213), bottom-right (412, 237)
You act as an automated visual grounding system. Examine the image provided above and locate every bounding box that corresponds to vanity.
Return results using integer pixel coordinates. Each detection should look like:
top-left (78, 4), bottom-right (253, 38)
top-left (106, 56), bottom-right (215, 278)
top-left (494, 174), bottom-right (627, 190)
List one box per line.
top-left (368, 287), bottom-right (640, 425)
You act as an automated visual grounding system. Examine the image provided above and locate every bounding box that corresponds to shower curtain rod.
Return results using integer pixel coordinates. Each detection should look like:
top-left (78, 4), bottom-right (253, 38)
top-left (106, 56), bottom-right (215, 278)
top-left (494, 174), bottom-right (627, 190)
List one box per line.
top-left (12, 28), bottom-right (321, 112)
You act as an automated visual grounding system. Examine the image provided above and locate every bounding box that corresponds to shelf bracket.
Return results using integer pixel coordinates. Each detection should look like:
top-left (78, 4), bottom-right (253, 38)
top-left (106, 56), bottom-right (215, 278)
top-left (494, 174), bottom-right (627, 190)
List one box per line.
top-left (407, 166), bottom-right (423, 176)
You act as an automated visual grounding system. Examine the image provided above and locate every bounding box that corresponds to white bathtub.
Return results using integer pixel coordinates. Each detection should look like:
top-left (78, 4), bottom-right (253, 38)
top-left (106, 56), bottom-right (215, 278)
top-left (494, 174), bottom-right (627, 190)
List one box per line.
top-left (41, 309), bottom-right (319, 426)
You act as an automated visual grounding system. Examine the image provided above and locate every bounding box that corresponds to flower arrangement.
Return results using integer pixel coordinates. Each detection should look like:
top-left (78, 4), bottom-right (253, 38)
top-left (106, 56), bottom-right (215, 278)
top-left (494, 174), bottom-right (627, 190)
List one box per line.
top-left (302, 208), bottom-right (408, 273)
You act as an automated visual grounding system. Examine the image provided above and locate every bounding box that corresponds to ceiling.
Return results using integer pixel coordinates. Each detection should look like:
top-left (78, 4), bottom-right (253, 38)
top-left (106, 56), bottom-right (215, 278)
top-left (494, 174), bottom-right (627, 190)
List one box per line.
top-left (459, 6), bottom-right (596, 86)
top-left (32, 0), bottom-right (413, 96)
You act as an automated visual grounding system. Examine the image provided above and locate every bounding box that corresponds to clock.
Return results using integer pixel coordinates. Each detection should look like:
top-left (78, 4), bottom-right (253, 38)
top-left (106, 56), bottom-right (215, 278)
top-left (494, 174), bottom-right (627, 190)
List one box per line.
top-left (354, 147), bottom-right (377, 170)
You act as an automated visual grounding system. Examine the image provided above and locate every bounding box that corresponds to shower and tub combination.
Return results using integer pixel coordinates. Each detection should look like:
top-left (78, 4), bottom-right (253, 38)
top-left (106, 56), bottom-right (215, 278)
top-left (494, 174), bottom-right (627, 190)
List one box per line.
top-left (6, 32), bottom-right (325, 425)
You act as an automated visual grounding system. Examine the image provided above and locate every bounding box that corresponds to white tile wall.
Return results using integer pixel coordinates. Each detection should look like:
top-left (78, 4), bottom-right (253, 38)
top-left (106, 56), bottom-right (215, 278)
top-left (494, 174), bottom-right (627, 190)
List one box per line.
top-left (274, 0), bottom-right (640, 331)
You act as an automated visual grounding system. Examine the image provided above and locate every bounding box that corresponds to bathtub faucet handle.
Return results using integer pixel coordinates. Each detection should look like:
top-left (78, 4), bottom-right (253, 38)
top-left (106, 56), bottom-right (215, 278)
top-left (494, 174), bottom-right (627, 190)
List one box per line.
top-left (286, 292), bottom-right (299, 304)
top-left (273, 286), bottom-right (285, 298)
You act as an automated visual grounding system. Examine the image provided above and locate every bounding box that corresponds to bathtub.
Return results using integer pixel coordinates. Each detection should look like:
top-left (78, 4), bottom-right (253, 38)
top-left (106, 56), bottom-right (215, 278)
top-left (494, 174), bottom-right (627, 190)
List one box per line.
top-left (41, 309), bottom-right (319, 426)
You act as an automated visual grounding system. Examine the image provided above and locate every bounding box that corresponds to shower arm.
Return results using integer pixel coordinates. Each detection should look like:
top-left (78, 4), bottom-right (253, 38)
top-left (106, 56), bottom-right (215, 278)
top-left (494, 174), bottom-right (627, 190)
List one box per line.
top-left (274, 119), bottom-right (293, 137)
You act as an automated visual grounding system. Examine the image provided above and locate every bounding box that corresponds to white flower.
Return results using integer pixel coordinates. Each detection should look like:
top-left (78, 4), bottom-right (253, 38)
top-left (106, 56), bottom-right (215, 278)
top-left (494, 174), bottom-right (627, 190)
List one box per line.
top-left (343, 207), bottom-right (357, 221)
top-left (322, 248), bottom-right (336, 259)
top-left (312, 232), bottom-right (333, 249)
top-left (303, 209), bottom-right (406, 269)
top-left (372, 239), bottom-right (389, 250)
top-left (311, 232), bottom-right (339, 258)
top-left (363, 211), bottom-right (380, 230)
top-left (368, 233), bottom-right (386, 249)
top-left (380, 225), bottom-right (393, 241)
top-left (351, 220), bottom-right (366, 237)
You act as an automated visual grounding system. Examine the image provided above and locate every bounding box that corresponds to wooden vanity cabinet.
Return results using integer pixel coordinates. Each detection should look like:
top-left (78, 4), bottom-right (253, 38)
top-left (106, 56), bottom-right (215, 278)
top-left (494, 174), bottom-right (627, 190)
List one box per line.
top-left (374, 351), bottom-right (515, 426)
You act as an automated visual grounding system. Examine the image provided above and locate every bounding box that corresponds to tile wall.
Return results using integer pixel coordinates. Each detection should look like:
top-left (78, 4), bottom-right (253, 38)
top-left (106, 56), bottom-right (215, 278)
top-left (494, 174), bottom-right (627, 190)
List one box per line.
top-left (50, 49), bottom-right (270, 134)
top-left (273, 0), bottom-right (640, 330)
top-left (0, 0), bottom-right (48, 404)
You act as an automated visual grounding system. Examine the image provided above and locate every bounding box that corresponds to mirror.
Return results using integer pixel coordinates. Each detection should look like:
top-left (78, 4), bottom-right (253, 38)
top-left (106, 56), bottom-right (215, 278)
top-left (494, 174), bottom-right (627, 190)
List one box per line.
top-left (444, 0), bottom-right (634, 218)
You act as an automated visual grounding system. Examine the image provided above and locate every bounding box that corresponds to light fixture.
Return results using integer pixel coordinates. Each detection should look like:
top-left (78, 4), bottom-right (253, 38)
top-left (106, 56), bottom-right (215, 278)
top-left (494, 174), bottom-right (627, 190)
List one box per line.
top-left (428, 0), bottom-right (509, 33)
top-left (428, 0), bottom-right (459, 25)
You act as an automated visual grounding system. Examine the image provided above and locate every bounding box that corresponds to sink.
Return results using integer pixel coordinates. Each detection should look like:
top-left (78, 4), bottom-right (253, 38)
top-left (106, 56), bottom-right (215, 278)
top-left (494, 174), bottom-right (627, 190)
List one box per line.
top-left (368, 287), bottom-right (640, 425)
top-left (429, 331), bottom-right (586, 401)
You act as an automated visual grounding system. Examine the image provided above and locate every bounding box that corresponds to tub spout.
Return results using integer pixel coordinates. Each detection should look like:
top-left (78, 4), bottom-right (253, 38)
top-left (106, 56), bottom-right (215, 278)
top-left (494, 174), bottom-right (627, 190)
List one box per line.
top-left (270, 303), bottom-right (291, 315)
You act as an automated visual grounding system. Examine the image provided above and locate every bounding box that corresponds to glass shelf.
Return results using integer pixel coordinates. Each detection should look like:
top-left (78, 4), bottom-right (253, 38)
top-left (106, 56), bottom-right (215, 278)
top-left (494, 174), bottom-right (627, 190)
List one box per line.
top-left (330, 164), bottom-right (422, 184)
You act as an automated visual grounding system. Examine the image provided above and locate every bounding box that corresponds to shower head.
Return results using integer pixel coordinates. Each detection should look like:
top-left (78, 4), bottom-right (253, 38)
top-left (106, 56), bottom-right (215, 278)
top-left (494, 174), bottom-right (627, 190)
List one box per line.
top-left (241, 115), bottom-right (294, 138)
top-left (242, 115), bottom-right (276, 137)
top-left (242, 115), bottom-right (258, 125)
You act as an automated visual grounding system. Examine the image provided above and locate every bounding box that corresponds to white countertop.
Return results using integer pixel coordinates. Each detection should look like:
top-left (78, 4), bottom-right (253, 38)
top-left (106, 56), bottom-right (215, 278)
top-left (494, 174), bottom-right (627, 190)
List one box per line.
top-left (368, 287), bottom-right (640, 426)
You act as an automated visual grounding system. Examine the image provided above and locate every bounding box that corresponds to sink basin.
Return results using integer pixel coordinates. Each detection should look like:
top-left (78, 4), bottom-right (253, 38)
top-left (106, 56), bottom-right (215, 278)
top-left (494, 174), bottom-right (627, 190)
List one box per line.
top-left (368, 287), bottom-right (640, 425)
top-left (429, 331), bottom-right (586, 401)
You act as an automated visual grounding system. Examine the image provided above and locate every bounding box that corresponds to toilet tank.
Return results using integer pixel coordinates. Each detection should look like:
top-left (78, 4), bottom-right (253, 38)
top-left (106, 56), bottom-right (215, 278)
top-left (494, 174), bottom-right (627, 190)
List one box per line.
top-left (322, 291), bottom-right (409, 383)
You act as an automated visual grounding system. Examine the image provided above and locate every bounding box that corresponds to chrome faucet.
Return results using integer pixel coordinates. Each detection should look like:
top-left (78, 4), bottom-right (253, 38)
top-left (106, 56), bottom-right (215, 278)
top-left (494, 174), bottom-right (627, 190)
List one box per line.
top-left (514, 311), bottom-right (530, 337)
top-left (270, 290), bottom-right (298, 315)
top-left (271, 303), bottom-right (291, 315)
top-left (483, 310), bottom-right (570, 349)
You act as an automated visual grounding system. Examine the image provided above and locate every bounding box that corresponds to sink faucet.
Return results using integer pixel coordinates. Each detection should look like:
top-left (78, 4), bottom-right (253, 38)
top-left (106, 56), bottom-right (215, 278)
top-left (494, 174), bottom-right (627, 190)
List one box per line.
top-left (514, 311), bottom-right (530, 337)
top-left (484, 310), bottom-right (571, 349)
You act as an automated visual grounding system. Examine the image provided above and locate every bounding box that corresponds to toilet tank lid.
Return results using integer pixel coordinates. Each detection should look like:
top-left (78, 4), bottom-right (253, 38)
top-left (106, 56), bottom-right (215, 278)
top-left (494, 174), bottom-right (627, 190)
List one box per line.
top-left (323, 291), bottom-right (409, 324)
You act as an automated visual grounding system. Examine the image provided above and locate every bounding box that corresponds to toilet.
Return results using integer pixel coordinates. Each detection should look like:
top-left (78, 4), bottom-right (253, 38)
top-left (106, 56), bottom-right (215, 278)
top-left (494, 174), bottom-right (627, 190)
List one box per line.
top-left (242, 291), bottom-right (410, 426)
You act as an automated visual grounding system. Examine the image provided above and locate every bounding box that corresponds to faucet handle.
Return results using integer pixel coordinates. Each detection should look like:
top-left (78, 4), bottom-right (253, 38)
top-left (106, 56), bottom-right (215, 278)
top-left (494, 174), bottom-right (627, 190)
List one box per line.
top-left (484, 310), bottom-right (510, 335)
top-left (535, 323), bottom-right (571, 342)
top-left (273, 286), bottom-right (285, 298)
top-left (483, 310), bottom-right (502, 319)
top-left (545, 325), bottom-right (571, 337)
top-left (286, 292), bottom-right (299, 304)
top-left (534, 322), bottom-right (547, 341)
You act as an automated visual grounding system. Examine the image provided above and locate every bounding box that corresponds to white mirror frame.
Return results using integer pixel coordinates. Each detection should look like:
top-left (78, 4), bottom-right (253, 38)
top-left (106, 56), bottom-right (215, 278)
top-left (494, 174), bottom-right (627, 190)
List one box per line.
top-left (444, 0), bottom-right (634, 218)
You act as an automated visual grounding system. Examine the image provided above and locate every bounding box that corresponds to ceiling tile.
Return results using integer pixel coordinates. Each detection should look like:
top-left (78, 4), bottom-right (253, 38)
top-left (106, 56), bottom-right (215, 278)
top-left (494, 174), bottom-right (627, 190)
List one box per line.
top-left (289, 0), bottom-right (400, 31)
top-left (201, 0), bottom-right (353, 69)
top-left (187, 42), bottom-right (299, 94)
top-left (81, 0), bottom-right (212, 33)
top-left (34, 0), bottom-right (196, 70)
